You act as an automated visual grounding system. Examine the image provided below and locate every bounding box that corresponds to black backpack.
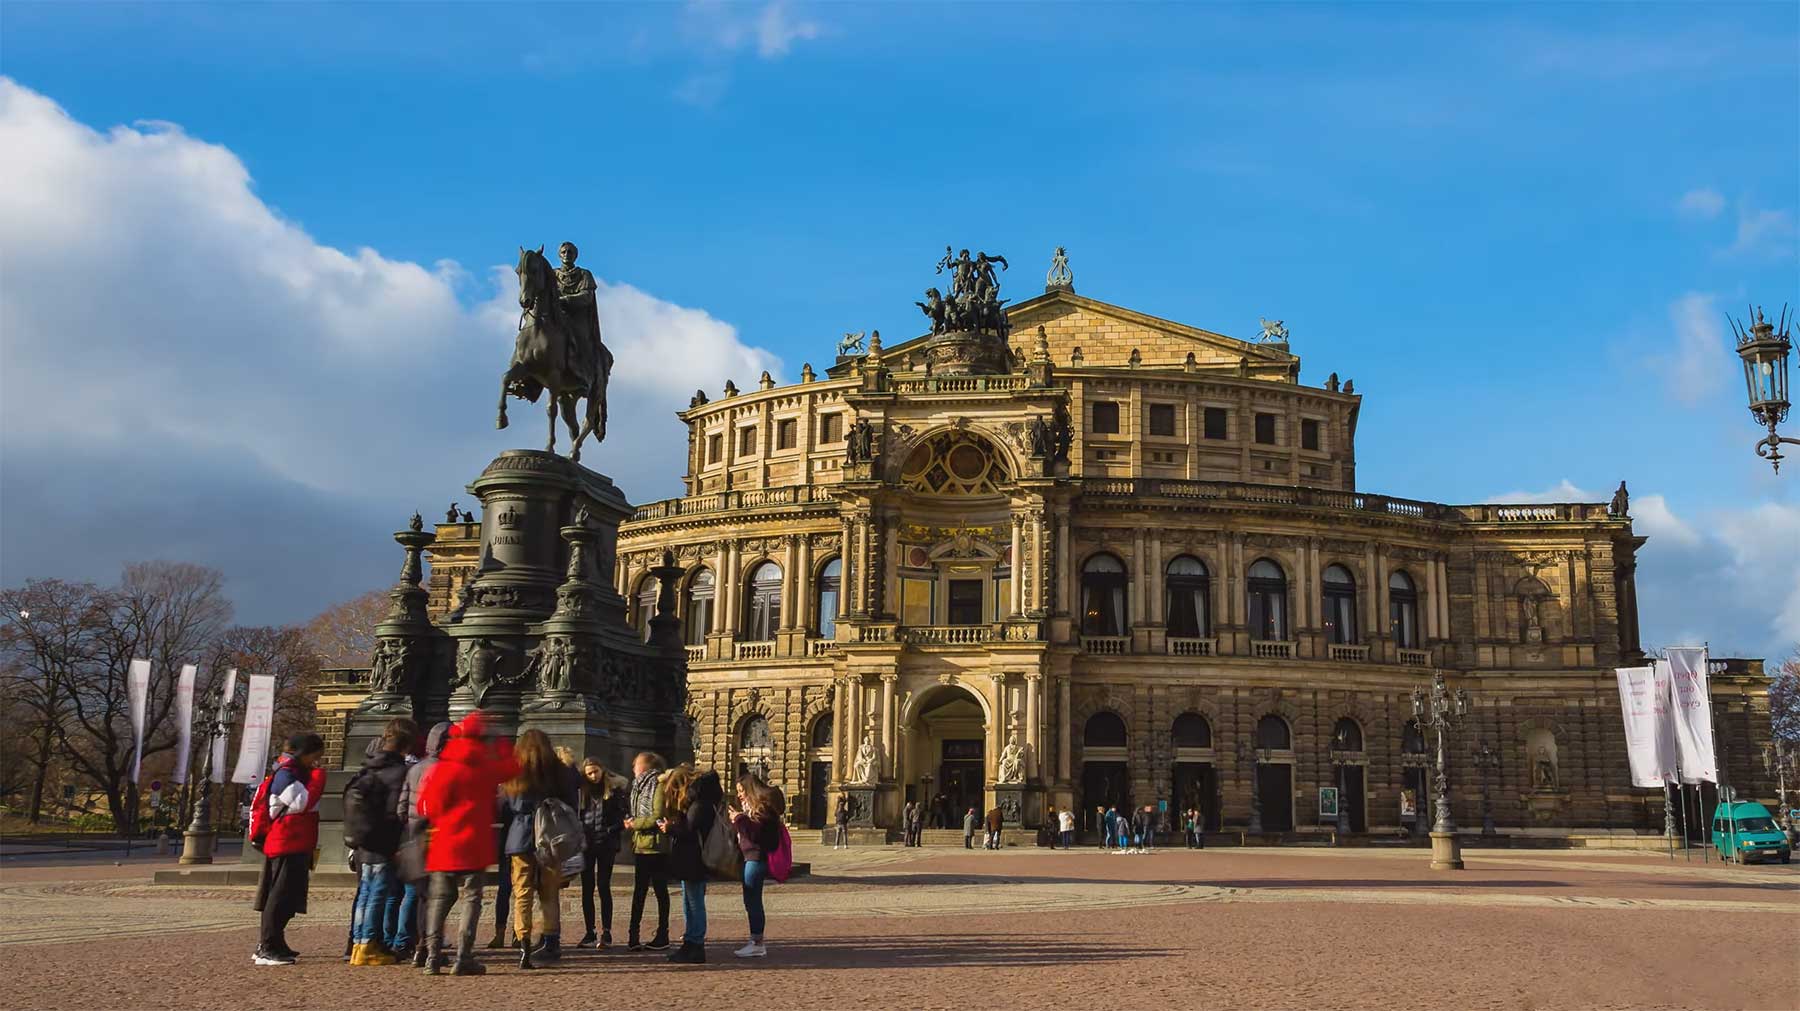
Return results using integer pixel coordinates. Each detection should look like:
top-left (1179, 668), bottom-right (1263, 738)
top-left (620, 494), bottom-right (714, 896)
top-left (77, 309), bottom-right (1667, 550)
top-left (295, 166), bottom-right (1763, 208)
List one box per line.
top-left (341, 767), bottom-right (380, 850)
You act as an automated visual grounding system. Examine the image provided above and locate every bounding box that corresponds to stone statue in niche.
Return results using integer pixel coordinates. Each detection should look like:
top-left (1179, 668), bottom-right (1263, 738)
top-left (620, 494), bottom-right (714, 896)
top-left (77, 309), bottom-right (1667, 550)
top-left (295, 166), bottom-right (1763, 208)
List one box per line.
top-left (1534, 746), bottom-right (1558, 789)
top-left (851, 727), bottom-right (882, 784)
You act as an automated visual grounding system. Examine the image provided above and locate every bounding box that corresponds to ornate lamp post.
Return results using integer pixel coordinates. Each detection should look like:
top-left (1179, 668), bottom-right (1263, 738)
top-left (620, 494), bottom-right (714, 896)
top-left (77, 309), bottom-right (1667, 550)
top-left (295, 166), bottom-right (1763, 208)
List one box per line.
top-left (1329, 725), bottom-right (1352, 841)
top-left (1729, 306), bottom-right (1795, 473)
top-left (179, 677), bottom-right (240, 865)
top-left (1472, 740), bottom-right (1498, 838)
top-left (1412, 673), bottom-right (1469, 870)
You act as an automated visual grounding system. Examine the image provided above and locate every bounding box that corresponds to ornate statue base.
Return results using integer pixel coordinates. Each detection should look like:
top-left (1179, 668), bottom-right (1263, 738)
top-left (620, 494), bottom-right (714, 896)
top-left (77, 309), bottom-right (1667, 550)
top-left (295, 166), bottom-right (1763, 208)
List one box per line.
top-left (923, 329), bottom-right (1012, 376)
top-left (992, 784), bottom-right (1035, 828)
top-left (842, 785), bottom-right (881, 827)
top-left (1521, 789), bottom-right (1570, 825)
top-left (344, 449), bottom-right (687, 771)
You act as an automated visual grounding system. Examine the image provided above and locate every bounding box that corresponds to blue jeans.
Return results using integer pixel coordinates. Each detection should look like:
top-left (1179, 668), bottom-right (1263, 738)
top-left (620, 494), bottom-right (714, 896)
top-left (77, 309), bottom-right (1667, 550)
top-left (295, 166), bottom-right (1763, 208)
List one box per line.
top-left (742, 860), bottom-right (767, 938)
top-left (680, 879), bottom-right (707, 945)
top-left (351, 862), bottom-right (394, 944)
top-left (389, 880), bottom-right (419, 948)
top-left (1060, 830), bottom-right (1074, 849)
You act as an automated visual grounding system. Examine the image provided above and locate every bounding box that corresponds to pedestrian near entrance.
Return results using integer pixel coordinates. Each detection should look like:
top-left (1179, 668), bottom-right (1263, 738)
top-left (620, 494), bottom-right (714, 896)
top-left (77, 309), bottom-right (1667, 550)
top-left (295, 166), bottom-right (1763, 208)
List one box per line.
top-left (500, 729), bottom-right (576, 968)
top-left (985, 806), bottom-right (1004, 849)
top-left (624, 752), bottom-right (673, 951)
top-left (902, 801), bottom-right (918, 846)
top-left (1096, 806), bottom-right (1108, 849)
top-left (729, 773), bottom-right (784, 959)
top-left (347, 719), bottom-right (416, 966)
top-left (250, 732), bottom-right (327, 966)
top-left (577, 757), bottom-right (627, 948)
top-left (833, 794), bottom-right (850, 849)
top-left (417, 712), bottom-right (519, 976)
top-left (963, 807), bottom-right (978, 848)
top-left (1058, 807), bottom-right (1075, 849)
top-left (661, 765), bottom-right (723, 964)
top-left (910, 800), bottom-right (926, 845)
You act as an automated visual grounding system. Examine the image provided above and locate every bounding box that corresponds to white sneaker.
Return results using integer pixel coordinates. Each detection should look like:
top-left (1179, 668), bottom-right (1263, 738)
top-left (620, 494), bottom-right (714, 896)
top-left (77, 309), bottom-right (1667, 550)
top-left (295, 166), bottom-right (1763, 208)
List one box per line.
top-left (734, 942), bottom-right (767, 958)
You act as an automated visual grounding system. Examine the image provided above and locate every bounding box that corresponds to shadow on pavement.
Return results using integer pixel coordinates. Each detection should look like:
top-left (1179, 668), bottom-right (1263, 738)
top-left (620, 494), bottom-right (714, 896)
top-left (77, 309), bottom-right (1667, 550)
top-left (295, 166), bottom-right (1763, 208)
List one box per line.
top-left (512, 936), bottom-right (1177, 972)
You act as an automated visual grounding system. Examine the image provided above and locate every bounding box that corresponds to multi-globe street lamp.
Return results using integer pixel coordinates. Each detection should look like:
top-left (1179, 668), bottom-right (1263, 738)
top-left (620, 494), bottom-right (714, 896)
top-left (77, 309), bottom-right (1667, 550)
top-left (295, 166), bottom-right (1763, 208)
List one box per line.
top-left (1472, 740), bottom-right (1499, 838)
top-left (1412, 672), bottom-right (1469, 870)
top-left (179, 678), bottom-right (240, 865)
top-left (1730, 305), bottom-right (1795, 473)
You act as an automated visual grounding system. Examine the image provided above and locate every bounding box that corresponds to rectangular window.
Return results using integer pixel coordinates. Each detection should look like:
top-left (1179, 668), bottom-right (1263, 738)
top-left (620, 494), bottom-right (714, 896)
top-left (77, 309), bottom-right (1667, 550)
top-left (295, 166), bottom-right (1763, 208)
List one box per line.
top-left (901, 578), bottom-right (934, 627)
top-left (994, 576), bottom-right (1011, 619)
top-left (1091, 401), bottom-right (1120, 434)
top-left (819, 413), bottom-right (843, 444)
top-left (776, 418), bottom-right (797, 450)
top-left (1203, 407), bottom-right (1228, 440)
top-left (1301, 419), bottom-right (1321, 451)
top-left (707, 433), bottom-right (723, 464)
top-left (1254, 413), bottom-right (1277, 445)
top-left (947, 579), bottom-right (984, 626)
top-left (1148, 403), bottom-right (1176, 437)
top-left (738, 427), bottom-right (757, 456)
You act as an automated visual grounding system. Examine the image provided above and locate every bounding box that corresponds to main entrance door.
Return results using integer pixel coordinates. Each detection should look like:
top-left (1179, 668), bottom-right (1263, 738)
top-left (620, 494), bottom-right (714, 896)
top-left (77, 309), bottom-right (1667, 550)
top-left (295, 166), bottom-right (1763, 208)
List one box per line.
top-left (1081, 761), bottom-right (1131, 823)
top-left (807, 761), bottom-right (830, 829)
top-left (1257, 763), bottom-right (1294, 832)
top-left (940, 738), bottom-right (984, 820)
top-left (1341, 765), bottom-right (1367, 833)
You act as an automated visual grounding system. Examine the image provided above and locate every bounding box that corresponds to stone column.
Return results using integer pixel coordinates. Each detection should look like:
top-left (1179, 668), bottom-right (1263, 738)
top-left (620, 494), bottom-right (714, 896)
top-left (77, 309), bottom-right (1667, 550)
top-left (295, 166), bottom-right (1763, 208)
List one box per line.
top-left (795, 536), bottom-right (812, 633)
top-left (880, 674), bottom-right (897, 778)
top-left (846, 677), bottom-right (863, 757)
top-left (1032, 508), bottom-right (1049, 615)
top-left (832, 678), bottom-right (847, 773)
top-left (1376, 547), bottom-right (1392, 649)
top-left (711, 543), bottom-right (729, 635)
top-left (1149, 531), bottom-right (1163, 624)
top-left (1056, 511), bottom-right (1072, 615)
top-left (782, 536), bottom-right (800, 630)
top-left (1424, 558), bottom-right (1441, 640)
top-left (1362, 542), bottom-right (1379, 643)
top-left (725, 539), bottom-right (743, 636)
top-left (840, 513), bottom-right (855, 618)
top-left (1131, 528), bottom-right (1147, 627)
top-left (1058, 676), bottom-right (1072, 782)
top-left (1010, 513), bottom-right (1025, 617)
top-left (1025, 673), bottom-right (1041, 780)
top-left (1436, 555), bottom-right (1451, 638)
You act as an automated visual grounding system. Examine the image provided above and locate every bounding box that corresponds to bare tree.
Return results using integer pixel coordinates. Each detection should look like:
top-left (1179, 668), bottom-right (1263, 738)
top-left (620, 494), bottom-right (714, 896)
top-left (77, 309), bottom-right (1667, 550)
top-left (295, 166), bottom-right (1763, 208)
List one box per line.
top-left (1772, 644), bottom-right (1800, 745)
top-left (302, 589), bottom-right (388, 669)
top-left (0, 580), bottom-right (109, 822)
top-left (56, 563), bottom-right (231, 831)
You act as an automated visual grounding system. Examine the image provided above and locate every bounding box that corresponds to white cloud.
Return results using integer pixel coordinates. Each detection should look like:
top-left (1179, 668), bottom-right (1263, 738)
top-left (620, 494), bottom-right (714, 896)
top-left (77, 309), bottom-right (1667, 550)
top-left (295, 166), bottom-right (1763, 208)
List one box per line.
top-left (1637, 499), bottom-right (1800, 658)
top-left (0, 78), bottom-right (778, 620)
top-left (1676, 187), bottom-right (1724, 220)
top-left (687, 1), bottom-right (821, 60)
top-left (1486, 480), bottom-right (1596, 504)
top-left (1726, 202), bottom-right (1797, 258)
top-left (754, 0), bottom-right (822, 58)
top-left (1649, 292), bottom-right (1727, 406)
top-left (1631, 493), bottom-right (1701, 548)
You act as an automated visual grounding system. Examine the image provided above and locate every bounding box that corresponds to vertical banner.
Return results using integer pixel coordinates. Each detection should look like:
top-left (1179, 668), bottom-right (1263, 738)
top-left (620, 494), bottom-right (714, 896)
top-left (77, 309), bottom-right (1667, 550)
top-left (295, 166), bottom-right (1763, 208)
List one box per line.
top-left (1614, 665), bottom-right (1666, 787)
top-left (210, 669), bottom-right (238, 784)
top-left (229, 674), bottom-right (276, 784)
top-left (1666, 647), bottom-right (1717, 783)
top-left (127, 658), bottom-right (151, 784)
top-left (171, 664), bottom-right (197, 784)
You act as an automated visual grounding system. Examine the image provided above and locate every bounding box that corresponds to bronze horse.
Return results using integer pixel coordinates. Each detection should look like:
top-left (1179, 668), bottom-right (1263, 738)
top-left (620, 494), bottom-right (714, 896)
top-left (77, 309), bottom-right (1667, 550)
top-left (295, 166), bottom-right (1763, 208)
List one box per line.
top-left (498, 246), bottom-right (610, 461)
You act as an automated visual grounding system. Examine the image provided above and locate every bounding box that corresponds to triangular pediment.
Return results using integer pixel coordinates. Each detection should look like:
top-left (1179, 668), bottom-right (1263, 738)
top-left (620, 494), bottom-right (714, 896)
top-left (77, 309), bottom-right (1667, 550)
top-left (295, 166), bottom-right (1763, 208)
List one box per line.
top-left (1007, 289), bottom-right (1296, 372)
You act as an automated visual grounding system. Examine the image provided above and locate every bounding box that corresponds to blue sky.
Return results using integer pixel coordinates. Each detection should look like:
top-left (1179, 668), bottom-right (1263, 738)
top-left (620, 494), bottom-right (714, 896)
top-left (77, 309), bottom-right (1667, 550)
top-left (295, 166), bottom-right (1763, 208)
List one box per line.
top-left (1, 2), bottom-right (1795, 657)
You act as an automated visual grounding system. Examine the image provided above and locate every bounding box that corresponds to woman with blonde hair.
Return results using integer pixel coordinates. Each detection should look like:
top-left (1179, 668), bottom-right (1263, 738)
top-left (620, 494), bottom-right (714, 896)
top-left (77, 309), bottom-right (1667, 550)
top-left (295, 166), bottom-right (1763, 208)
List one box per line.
top-left (727, 773), bottom-right (785, 958)
top-left (499, 729), bottom-right (577, 968)
top-left (577, 757), bottom-right (628, 948)
top-left (658, 763), bottom-right (723, 963)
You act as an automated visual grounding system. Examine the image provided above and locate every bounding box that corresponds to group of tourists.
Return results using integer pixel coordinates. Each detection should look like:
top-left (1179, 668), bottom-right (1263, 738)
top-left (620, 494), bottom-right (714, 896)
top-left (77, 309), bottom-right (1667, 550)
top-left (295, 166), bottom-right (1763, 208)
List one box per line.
top-left (1095, 805), bottom-right (1165, 853)
top-left (248, 713), bottom-right (791, 974)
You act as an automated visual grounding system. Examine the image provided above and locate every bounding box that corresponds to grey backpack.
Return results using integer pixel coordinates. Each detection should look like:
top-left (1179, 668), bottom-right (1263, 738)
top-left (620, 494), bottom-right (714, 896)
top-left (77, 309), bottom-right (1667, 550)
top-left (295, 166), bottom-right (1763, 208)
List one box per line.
top-left (533, 797), bottom-right (584, 868)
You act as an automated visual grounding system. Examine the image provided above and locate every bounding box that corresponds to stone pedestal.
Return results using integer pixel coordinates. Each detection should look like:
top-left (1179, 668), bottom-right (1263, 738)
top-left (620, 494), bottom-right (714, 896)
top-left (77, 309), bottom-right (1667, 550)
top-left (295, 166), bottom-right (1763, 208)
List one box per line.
top-left (994, 785), bottom-right (1027, 827)
top-left (178, 828), bottom-right (214, 865)
top-left (1430, 831), bottom-right (1465, 870)
top-left (843, 786), bottom-right (880, 827)
top-left (924, 329), bottom-right (1011, 376)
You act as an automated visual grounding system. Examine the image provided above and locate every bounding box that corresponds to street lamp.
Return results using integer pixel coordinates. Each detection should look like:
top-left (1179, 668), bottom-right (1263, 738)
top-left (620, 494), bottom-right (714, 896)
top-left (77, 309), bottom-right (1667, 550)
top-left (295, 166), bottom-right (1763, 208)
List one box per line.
top-left (179, 678), bottom-right (239, 865)
top-left (1411, 672), bottom-right (1469, 870)
top-left (1472, 740), bottom-right (1498, 838)
top-left (1729, 305), bottom-right (1796, 473)
top-left (1329, 725), bottom-right (1352, 841)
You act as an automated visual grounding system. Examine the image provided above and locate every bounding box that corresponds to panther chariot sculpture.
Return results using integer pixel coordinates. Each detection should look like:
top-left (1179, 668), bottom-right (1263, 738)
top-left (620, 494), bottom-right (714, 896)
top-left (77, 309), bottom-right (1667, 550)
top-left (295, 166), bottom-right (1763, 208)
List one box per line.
top-left (498, 241), bottom-right (615, 462)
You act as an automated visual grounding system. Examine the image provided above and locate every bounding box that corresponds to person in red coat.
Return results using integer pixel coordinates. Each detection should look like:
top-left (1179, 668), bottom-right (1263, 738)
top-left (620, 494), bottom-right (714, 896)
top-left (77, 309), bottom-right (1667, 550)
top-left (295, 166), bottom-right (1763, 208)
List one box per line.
top-left (250, 732), bottom-right (327, 965)
top-left (416, 712), bottom-right (517, 975)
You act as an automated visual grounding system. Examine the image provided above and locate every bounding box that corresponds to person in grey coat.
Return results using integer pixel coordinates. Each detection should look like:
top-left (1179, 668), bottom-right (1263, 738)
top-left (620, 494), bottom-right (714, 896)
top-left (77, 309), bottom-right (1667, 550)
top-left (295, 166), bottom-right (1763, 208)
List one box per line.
top-left (962, 808), bottom-right (978, 849)
top-left (395, 722), bottom-right (451, 967)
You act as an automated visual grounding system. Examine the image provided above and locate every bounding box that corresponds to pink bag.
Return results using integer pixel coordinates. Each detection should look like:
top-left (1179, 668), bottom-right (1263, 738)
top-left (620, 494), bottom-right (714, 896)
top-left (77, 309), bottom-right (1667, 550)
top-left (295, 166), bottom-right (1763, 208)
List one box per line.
top-left (768, 821), bottom-right (793, 883)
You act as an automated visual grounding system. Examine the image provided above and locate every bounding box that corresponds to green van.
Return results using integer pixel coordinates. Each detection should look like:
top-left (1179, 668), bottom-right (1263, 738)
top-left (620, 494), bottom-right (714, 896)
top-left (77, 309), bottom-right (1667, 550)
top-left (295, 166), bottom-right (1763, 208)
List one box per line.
top-left (1710, 801), bottom-right (1792, 864)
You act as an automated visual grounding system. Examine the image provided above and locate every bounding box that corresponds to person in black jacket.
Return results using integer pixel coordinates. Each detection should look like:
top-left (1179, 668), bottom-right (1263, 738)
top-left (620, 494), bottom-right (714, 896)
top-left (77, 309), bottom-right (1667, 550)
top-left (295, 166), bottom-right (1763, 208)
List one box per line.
top-left (348, 719), bottom-right (416, 966)
top-left (577, 757), bottom-right (628, 948)
top-left (659, 765), bottom-right (722, 965)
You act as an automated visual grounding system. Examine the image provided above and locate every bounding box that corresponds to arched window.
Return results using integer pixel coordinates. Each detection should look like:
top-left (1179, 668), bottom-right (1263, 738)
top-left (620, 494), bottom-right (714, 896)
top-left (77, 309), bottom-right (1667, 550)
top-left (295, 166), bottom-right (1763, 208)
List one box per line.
top-left (1255, 714), bottom-right (1291, 751)
top-left (815, 558), bottom-right (841, 640)
top-left (1331, 717), bottom-right (1364, 752)
top-left (1083, 711), bottom-right (1128, 748)
top-left (1401, 719), bottom-right (1427, 755)
top-left (810, 716), bottom-right (833, 750)
top-left (1322, 564), bottom-right (1358, 645)
top-left (1164, 555), bottom-right (1211, 638)
top-left (743, 561), bottom-right (783, 641)
top-left (1247, 559), bottom-right (1288, 641)
top-left (1389, 570), bottom-right (1419, 648)
top-left (634, 576), bottom-right (660, 643)
top-left (1081, 554), bottom-right (1128, 636)
top-left (1171, 712), bottom-right (1212, 749)
top-left (684, 568), bottom-right (714, 646)
top-left (738, 715), bottom-right (772, 779)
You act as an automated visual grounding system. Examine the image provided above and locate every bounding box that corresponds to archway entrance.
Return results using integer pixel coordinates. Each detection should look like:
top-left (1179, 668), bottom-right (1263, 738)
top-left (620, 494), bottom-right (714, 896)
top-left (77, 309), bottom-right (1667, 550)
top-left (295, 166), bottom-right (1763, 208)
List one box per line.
top-left (906, 686), bottom-right (988, 826)
top-left (1080, 711), bottom-right (1131, 829)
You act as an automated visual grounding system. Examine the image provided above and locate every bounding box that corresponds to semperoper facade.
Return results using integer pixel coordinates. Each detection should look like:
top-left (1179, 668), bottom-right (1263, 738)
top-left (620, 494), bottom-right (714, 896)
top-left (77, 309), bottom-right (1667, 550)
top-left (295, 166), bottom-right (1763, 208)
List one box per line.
top-left (425, 248), bottom-right (1771, 839)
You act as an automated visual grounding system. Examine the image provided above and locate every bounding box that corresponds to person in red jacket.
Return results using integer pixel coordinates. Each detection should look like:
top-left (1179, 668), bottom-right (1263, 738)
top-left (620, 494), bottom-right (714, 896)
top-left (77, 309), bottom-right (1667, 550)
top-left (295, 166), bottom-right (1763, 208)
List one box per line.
top-left (250, 732), bottom-right (327, 966)
top-left (415, 712), bottom-right (518, 976)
